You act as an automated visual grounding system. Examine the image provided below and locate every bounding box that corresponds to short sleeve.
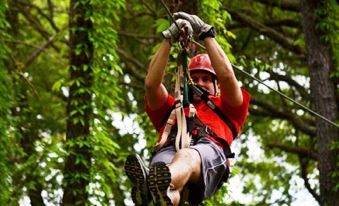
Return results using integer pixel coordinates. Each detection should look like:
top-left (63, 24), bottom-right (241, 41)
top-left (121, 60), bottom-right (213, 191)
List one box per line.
top-left (220, 88), bottom-right (250, 126)
top-left (145, 95), bottom-right (175, 131)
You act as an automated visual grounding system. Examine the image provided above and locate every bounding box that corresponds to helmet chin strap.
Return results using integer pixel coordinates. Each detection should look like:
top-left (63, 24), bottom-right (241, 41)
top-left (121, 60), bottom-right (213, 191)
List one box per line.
top-left (188, 78), bottom-right (218, 98)
top-left (213, 78), bottom-right (218, 96)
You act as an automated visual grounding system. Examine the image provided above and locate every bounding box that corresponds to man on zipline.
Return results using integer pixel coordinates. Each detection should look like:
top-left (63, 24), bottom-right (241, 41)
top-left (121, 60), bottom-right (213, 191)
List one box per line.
top-left (125, 12), bottom-right (250, 206)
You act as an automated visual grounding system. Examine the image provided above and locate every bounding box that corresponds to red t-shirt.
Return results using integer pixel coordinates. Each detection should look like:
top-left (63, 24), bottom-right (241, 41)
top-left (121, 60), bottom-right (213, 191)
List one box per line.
top-left (145, 89), bottom-right (250, 148)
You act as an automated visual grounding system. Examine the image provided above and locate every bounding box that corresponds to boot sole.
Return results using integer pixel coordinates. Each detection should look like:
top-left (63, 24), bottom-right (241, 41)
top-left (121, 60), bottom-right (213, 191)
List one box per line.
top-left (149, 162), bottom-right (173, 206)
top-left (125, 154), bottom-right (148, 206)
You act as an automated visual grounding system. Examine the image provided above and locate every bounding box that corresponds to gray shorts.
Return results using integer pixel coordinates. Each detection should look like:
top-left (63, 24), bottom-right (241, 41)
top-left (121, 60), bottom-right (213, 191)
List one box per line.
top-left (150, 137), bottom-right (229, 204)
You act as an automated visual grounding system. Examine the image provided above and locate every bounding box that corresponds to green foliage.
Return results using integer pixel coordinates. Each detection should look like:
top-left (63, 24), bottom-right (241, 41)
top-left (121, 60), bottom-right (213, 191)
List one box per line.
top-left (0, 0), bottom-right (9, 64)
top-left (315, 0), bottom-right (339, 78)
top-left (199, 0), bottom-right (235, 62)
top-left (204, 183), bottom-right (230, 206)
top-left (156, 18), bottom-right (170, 33)
top-left (0, 1), bottom-right (14, 204)
top-left (0, 62), bottom-right (13, 203)
top-left (330, 141), bottom-right (339, 192)
top-left (88, 0), bottom-right (126, 203)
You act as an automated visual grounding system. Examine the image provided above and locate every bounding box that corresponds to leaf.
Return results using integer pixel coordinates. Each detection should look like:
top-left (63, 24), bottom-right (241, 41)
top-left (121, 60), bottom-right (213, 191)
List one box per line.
top-left (156, 18), bottom-right (170, 34)
top-left (52, 79), bottom-right (65, 91)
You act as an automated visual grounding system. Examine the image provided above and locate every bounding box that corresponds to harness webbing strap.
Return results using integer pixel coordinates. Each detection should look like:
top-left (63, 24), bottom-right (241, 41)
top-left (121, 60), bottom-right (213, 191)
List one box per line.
top-left (193, 118), bottom-right (235, 158)
top-left (154, 101), bottom-right (178, 151)
top-left (174, 60), bottom-right (194, 151)
top-left (175, 105), bottom-right (184, 150)
top-left (158, 103), bottom-right (176, 131)
top-left (189, 84), bottom-right (238, 140)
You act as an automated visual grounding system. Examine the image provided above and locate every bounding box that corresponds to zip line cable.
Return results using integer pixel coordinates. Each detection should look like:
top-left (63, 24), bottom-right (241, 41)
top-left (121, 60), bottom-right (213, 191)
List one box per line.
top-left (159, 0), bottom-right (339, 128)
top-left (232, 64), bottom-right (339, 128)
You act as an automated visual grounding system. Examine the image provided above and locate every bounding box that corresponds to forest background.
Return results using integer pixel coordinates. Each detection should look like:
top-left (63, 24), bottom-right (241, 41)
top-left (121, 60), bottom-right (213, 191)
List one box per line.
top-left (0, 0), bottom-right (338, 205)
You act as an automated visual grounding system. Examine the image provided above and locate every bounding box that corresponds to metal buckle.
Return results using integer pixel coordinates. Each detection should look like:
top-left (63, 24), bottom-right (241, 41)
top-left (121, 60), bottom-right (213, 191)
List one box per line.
top-left (203, 126), bottom-right (210, 134)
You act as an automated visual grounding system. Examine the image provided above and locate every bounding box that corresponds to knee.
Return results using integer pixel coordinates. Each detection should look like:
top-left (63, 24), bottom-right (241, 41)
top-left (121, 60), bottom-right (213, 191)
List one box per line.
top-left (175, 149), bottom-right (194, 162)
top-left (172, 149), bottom-right (201, 184)
top-left (174, 149), bottom-right (201, 171)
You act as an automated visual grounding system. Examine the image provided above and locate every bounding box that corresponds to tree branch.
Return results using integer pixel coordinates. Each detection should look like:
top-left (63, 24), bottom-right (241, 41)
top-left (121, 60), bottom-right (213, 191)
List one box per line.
top-left (47, 0), bottom-right (54, 20)
top-left (16, 1), bottom-right (60, 52)
top-left (267, 143), bottom-right (317, 160)
top-left (268, 72), bottom-right (310, 100)
top-left (264, 19), bottom-right (301, 28)
top-left (118, 81), bottom-right (144, 91)
top-left (140, 0), bottom-right (158, 17)
top-left (18, 0), bottom-right (60, 32)
top-left (118, 31), bottom-right (161, 40)
top-left (116, 48), bottom-right (146, 82)
top-left (298, 157), bottom-right (321, 202)
top-left (23, 34), bottom-right (57, 70)
top-left (250, 96), bottom-right (316, 135)
top-left (254, 0), bottom-right (300, 12)
top-left (226, 9), bottom-right (305, 56)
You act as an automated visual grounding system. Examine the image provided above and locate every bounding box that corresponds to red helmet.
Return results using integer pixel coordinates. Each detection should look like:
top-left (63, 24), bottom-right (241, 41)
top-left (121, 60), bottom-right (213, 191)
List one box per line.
top-left (188, 54), bottom-right (216, 76)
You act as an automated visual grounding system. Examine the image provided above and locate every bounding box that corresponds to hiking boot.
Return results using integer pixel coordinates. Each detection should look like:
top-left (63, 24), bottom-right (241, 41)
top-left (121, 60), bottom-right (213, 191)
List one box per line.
top-left (148, 162), bottom-right (173, 206)
top-left (125, 154), bottom-right (150, 206)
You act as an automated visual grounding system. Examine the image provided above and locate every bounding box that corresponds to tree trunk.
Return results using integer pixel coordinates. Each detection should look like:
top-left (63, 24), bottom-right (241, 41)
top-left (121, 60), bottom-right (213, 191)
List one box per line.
top-left (300, 0), bottom-right (339, 205)
top-left (5, 1), bottom-right (45, 204)
top-left (62, 0), bottom-right (93, 205)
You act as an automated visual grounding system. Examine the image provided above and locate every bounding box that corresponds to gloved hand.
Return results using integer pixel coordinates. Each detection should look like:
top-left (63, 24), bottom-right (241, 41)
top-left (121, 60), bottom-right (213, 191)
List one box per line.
top-left (162, 19), bottom-right (193, 43)
top-left (173, 12), bottom-right (214, 40)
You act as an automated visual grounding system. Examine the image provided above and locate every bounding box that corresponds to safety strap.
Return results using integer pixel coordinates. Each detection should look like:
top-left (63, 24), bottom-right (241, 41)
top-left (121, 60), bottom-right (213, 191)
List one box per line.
top-left (154, 101), bottom-right (178, 151)
top-left (189, 84), bottom-right (238, 140)
top-left (193, 117), bottom-right (235, 158)
top-left (154, 56), bottom-right (196, 152)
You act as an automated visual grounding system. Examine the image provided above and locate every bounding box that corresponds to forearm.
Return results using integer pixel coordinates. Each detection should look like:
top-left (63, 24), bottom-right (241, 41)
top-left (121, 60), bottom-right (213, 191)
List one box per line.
top-left (204, 38), bottom-right (234, 78)
top-left (204, 37), bottom-right (243, 106)
top-left (145, 39), bottom-right (171, 110)
top-left (145, 39), bottom-right (171, 90)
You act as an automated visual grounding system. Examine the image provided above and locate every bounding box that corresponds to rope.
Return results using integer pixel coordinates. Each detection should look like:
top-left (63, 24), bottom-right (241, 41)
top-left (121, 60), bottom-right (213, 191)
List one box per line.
top-left (181, 50), bottom-right (190, 106)
top-left (159, 1), bottom-right (339, 129)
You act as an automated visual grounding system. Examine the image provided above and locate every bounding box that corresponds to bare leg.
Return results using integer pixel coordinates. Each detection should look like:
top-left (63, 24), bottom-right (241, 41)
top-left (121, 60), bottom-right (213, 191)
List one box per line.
top-left (149, 148), bottom-right (202, 206)
top-left (167, 148), bottom-right (202, 205)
